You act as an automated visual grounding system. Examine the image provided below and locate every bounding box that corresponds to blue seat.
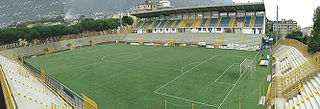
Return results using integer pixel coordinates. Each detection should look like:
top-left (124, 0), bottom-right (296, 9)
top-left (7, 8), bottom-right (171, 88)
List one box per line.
top-left (200, 18), bottom-right (208, 27)
top-left (254, 16), bottom-right (264, 27)
top-left (174, 20), bottom-right (181, 28)
top-left (166, 20), bottom-right (175, 28)
top-left (208, 18), bottom-right (217, 27)
top-left (219, 17), bottom-right (231, 27)
top-left (244, 16), bottom-right (251, 27)
top-left (135, 21), bottom-right (143, 29)
top-left (235, 17), bottom-right (245, 22)
top-left (152, 20), bottom-right (161, 28)
top-left (158, 20), bottom-right (168, 28)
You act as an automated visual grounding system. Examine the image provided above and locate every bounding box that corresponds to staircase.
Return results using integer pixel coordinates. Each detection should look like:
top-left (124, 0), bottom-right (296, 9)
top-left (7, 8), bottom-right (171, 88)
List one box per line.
top-left (174, 33), bottom-right (180, 42)
top-left (204, 18), bottom-right (211, 27)
top-left (194, 33), bottom-right (201, 43)
top-left (118, 26), bottom-right (134, 41)
top-left (163, 20), bottom-right (170, 28)
top-left (157, 34), bottom-right (164, 42)
top-left (215, 17), bottom-right (222, 27)
top-left (156, 20), bottom-right (163, 28)
top-left (228, 16), bottom-right (236, 27)
top-left (32, 46), bottom-right (38, 54)
top-left (143, 33), bottom-right (151, 42)
top-left (171, 20), bottom-right (178, 28)
top-left (249, 16), bottom-right (256, 28)
top-left (240, 34), bottom-right (245, 44)
top-left (139, 21), bottom-right (147, 29)
top-left (178, 19), bottom-right (187, 28)
top-left (219, 33), bottom-right (225, 45)
top-left (137, 21), bottom-right (145, 29)
top-left (148, 20), bottom-right (156, 29)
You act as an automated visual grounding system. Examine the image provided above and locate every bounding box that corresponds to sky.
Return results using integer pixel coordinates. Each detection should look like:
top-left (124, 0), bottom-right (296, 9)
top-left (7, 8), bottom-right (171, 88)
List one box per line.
top-left (233, 0), bottom-right (320, 28)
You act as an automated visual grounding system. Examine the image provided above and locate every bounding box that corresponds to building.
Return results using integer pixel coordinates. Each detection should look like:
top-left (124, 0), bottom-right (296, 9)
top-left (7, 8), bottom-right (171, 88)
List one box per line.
top-left (272, 19), bottom-right (298, 38)
top-left (134, 0), bottom-right (158, 12)
top-left (133, 0), bottom-right (174, 13)
top-left (157, 0), bottom-right (173, 10)
top-left (302, 26), bottom-right (313, 36)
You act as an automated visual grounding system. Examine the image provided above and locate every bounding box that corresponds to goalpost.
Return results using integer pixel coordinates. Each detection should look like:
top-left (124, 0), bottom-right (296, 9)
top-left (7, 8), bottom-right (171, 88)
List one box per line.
top-left (240, 58), bottom-right (256, 78)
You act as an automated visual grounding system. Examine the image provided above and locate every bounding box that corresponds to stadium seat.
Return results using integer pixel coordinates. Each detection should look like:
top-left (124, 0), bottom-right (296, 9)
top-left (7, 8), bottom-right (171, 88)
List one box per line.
top-left (135, 21), bottom-right (143, 29)
top-left (158, 20), bottom-right (168, 28)
top-left (244, 16), bottom-right (251, 27)
top-left (235, 17), bottom-right (245, 22)
top-left (254, 16), bottom-right (264, 27)
top-left (174, 19), bottom-right (181, 28)
top-left (152, 20), bottom-right (161, 28)
top-left (200, 18), bottom-right (208, 27)
top-left (166, 20), bottom-right (175, 28)
top-left (219, 17), bottom-right (231, 27)
top-left (208, 18), bottom-right (218, 27)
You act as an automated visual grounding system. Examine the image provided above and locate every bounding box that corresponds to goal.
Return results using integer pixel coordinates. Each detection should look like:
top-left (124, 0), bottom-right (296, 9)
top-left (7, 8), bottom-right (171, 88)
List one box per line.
top-left (240, 58), bottom-right (256, 78)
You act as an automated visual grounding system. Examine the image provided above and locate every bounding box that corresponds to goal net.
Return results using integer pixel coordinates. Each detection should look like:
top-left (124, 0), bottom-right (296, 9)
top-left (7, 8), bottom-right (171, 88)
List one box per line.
top-left (240, 58), bottom-right (256, 78)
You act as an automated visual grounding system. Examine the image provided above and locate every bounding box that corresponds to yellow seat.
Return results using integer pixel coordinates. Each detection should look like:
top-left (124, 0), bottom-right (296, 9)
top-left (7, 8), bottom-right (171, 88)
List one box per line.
top-left (309, 92), bottom-right (314, 97)
top-left (23, 93), bottom-right (26, 98)
top-left (305, 95), bottom-right (309, 100)
top-left (296, 100), bottom-right (300, 106)
top-left (314, 89), bottom-right (318, 94)
top-left (300, 98), bottom-right (304, 103)
top-left (28, 96), bottom-right (32, 100)
top-left (17, 91), bottom-right (20, 95)
top-left (34, 98), bottom-right (37, 102)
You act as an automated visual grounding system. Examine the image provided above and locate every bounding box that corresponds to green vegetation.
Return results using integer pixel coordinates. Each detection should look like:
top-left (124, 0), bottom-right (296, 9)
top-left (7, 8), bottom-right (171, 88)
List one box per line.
top-left (284, 7), bottom-right (320, 54)
top-left (285, 30), bottom-right (311, 45)
top-left (308, 6), bottom-right (320, 54)
top-left (27, 44), bottom-right (268, 109)
top-left (0, 16), bottom-right (134, 45)
top-left (9, 16), bottom-right (65, 27)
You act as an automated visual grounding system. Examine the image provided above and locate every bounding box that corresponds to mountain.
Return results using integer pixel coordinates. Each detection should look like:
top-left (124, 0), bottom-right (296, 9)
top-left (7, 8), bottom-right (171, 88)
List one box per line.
top-left (0, 0), bottom-right (233, 27)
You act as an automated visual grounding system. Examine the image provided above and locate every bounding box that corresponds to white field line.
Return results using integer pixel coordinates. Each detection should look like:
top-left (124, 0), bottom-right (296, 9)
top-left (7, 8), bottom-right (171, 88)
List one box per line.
top-left (180, 62), bottom-right (201, 74)
top-left (215, 81), bottom-right (235, 85)
top-left (73, 48), bottom-right (160, 69)
top-left (154, 54), bottom-right (217, 92)
top-left (154, 91), bottom-right (219, 107)
top-left (154, 55), bottom-right (247, 106)
top-left (214, 63), bottom-right (235, 82)
top-left (217, 59), bottom-right (253, 109)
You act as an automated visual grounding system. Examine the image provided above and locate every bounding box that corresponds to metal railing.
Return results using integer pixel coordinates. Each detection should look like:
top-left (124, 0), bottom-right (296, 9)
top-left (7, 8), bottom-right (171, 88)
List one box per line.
top-left (23, 61), bottom-right (84, 108)
top-left (0, 66), bottom-right (16, 109)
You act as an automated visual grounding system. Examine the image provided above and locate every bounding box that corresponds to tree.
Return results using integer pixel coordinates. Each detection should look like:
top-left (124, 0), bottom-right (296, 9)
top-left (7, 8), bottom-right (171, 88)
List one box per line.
top-left (285, 30), bottom-right (303, 40)
top-left (308, 6), bottom-right (320, 53)
top-left (122, 16), bottom-right (134, 25)
top-left (80, 18), bottom-right (96, 32)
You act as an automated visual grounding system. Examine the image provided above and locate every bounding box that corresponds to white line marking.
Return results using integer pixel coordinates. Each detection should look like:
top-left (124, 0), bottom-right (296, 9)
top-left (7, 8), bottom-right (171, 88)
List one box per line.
top-left (180, 62), bottom-right (201, 74)
top-left (214, 63), bottom-right (236, 82)
top-left (154, 91), bottom-right (219, 107)
top-left (217, 52), bottom-right (260, 109)
top-left (73, 48), bottom-right (160, 69)
top-left (154, 54), bottom-right (217, 92)
top-left (215, 81), bottom-right (235, 85)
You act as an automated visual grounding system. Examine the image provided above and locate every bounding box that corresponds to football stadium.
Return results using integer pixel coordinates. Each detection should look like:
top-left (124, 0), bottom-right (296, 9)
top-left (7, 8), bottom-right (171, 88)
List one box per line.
top-left (3, 1), bottom-right (319, 109)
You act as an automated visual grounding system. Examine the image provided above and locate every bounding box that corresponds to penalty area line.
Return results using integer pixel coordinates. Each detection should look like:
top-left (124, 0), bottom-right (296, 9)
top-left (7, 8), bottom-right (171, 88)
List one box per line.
top-left (154, 91), bottom-right (218, 107)
top-left (154, 54), bottom-right (217, 92)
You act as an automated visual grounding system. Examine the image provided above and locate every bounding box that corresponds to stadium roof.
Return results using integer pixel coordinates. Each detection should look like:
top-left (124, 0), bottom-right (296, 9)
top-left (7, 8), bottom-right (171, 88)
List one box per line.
top-left (131, 2), bottom-right (265, 18)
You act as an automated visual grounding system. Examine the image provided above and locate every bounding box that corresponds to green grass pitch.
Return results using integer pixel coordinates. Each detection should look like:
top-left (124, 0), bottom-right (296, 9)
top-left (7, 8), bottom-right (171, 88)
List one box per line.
top-left (26, 44), bottom-right (268, 109)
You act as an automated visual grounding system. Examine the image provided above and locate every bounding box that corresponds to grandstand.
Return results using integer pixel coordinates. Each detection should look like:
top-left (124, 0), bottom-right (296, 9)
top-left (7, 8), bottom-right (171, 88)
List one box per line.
top-left (129, 2), bottom-right (265, 49)
top-left (0, 2), bottom-right (269, 109)
top-left (268, 38), bottom-right (320, 109)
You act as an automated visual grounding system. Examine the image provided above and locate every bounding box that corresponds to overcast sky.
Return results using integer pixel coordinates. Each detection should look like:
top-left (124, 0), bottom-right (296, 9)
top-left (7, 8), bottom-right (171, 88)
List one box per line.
top-left (233, 0), bottom-right (320, 28)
